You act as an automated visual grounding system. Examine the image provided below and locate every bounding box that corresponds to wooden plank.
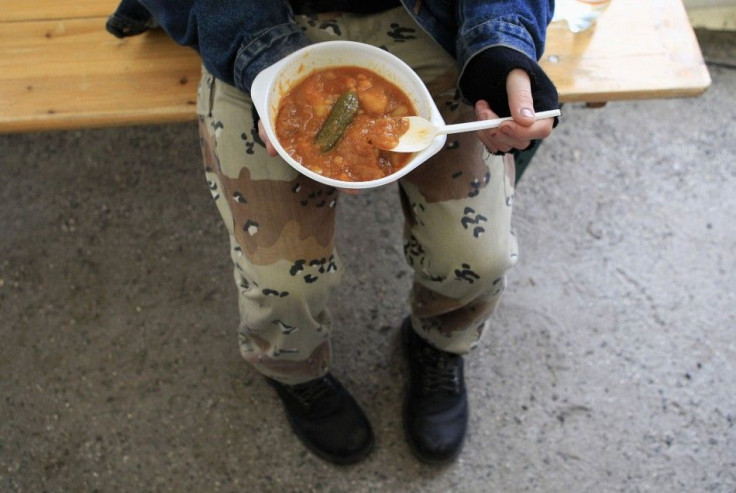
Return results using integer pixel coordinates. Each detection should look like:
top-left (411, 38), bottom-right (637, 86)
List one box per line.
top-left (541, 0), bottom-right (711, 103)
top-left (0, 18), bottom-right (201, 132)
top-left (1, 0), bottom-right (118, 22)
top-left (0, 0), bottom-right (711, 133)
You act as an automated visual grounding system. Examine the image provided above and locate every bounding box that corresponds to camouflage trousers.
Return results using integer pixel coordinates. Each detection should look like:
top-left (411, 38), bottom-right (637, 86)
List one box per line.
top-left (197, 7), bottom-right (519, 384)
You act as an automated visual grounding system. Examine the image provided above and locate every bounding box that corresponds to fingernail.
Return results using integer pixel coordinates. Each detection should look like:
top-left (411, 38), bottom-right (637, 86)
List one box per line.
top-left (521, 108), bottom-right (534, 118)
top-left (501, 126), bottom-right (511, 135)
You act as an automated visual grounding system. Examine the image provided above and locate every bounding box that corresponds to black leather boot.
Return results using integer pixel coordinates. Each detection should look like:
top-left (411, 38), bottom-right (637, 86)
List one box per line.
top-left (266, 373), bottom-right (374, 465)
top-left (402, 318), bottom-right (468, 463)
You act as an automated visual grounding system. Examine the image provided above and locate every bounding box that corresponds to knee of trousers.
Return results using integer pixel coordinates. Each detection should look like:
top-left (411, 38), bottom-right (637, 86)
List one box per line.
top-left (235, 264), bottom-right (341, 332)
top-left (429, 236), bottom-right (517, 300)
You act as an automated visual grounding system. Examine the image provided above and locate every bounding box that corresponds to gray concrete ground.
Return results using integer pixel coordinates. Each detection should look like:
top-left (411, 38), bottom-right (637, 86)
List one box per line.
top-left (1, 29), bottom-right (734, 493)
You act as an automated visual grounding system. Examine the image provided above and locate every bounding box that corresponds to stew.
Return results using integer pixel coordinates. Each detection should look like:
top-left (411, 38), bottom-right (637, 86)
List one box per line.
top-left (275, 66), bottom-right (415, 182)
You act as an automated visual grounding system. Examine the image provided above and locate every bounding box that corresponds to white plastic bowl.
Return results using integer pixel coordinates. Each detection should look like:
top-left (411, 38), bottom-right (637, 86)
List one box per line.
top-left (250, 41), bottom-right (446, 189)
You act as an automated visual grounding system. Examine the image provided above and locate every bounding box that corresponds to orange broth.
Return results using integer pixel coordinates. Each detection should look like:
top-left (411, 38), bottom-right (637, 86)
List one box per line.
top-left (275, 66), bottom-right (415, 182)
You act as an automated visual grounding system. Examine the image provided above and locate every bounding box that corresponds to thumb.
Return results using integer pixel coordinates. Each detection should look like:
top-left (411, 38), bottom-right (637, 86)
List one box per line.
top-left (506, 68), bottom-right (535, 127)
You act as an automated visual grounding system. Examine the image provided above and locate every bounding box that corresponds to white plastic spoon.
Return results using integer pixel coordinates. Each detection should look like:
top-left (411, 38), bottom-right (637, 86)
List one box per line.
top-left (379, 109), bottom-right (561, 153)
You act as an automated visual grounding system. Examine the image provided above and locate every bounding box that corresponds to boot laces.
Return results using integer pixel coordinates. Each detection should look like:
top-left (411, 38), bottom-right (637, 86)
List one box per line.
top-left (287, 376), bottom-right (333, 408)
top-left (418, 346), bottom-right (461, 394)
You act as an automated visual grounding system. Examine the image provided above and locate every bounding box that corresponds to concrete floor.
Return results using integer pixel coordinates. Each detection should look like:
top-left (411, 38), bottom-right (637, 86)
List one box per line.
top-left (1, 30), bottom-right (734, 493)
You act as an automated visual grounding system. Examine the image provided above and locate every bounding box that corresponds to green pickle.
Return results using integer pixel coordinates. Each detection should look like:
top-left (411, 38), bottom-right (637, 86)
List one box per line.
top-left (314, 91), bottom-right (359, 152)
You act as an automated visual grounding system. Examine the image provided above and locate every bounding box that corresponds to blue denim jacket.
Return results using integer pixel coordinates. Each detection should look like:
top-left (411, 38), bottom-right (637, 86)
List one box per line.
top-left (126, 0), bottom-right (553, 96)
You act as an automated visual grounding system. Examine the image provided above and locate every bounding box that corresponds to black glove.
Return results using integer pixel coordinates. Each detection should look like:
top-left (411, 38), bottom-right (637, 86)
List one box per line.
top-left (459, 46), bottom-right (559, 120)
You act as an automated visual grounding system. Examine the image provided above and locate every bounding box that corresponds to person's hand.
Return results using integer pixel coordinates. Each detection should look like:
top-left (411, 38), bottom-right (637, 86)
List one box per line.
top-left (257, 120), bottom-right (279, 157)
top-left (474, 68), bottom-right (554, 154)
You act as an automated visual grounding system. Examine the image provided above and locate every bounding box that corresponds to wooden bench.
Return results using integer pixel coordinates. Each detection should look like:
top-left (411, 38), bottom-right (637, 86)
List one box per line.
top-left (0, 0), bottom-right (711, 134)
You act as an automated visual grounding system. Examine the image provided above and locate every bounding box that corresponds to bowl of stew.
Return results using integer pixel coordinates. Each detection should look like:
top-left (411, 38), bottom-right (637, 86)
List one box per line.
top-left (251, 41), bottom-right (446, 189)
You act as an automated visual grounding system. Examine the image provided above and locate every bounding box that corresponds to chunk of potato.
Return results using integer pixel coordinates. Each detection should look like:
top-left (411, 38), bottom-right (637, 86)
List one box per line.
top-left (314, 104), bottom-right (330, 118)
top-left (356, 77), bottom-right (373, 91)
top-left (358, 87), bottom-right (388, 115)
top-left (390, 105), bottom-right (410, 117)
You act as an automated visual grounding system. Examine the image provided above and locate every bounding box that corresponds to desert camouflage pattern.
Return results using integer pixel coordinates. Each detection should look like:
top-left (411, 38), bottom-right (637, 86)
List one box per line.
top-left (197, 7), bottom-right (518, 384)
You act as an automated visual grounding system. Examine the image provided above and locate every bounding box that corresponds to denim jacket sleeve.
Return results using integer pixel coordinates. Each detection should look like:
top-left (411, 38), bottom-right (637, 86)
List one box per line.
top-left (136, 0), bottom-right (310, 92)
top-left (455, 0), bottom-right (556, 112)
top-left (455, 0), bottom-right (553, 67)
top-left (401, 0), bottom-right (556, 112)
top-left (401, 0), bottom-right (553, 67)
